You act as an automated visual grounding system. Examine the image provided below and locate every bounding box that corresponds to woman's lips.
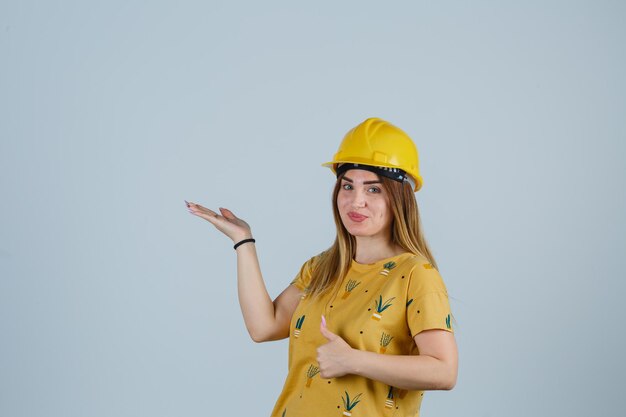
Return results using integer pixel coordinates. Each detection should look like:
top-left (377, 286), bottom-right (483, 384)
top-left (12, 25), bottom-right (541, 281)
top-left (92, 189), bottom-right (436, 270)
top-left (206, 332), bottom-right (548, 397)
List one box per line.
top-left (348, 212), bottom-right (368, 222)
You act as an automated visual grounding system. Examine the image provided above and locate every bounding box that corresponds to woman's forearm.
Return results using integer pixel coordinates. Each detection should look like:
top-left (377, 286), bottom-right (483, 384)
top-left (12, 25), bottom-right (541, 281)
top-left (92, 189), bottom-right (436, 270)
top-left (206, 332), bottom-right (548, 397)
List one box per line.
top-left (347, 349), bottom-right (457, 391)
top-left (235, 243), bottom-right (277, 342)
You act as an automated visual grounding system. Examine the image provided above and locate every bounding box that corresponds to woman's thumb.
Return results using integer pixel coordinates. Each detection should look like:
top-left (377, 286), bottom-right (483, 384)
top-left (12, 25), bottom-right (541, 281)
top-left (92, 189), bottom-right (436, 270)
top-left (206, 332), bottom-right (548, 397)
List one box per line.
top-left (320, 315), bottom-right (336, 340)
top-left (219, 207), bottom-right (236, 219)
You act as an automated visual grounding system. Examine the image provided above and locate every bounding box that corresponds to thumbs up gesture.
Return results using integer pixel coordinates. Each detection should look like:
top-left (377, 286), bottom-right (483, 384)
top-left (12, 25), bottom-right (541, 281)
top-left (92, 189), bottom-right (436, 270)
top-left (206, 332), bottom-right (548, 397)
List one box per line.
top-left (317, 315), bottom-right (356, 378)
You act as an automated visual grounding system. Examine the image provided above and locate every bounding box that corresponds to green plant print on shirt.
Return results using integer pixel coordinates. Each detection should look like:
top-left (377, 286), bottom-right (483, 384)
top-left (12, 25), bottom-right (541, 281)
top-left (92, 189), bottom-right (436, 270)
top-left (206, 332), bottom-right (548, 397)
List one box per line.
top-left (385, 386), bottom-right (395, 409)
top-left (305, 364), bottom-right (320, 387)
top-left (380, 261), bottom-right (397, 276)
top-left (379, 332), bottom-right (394, 353)
top-left (372, 295), bottom-right (395, 321)
top-left (342, 279), bottom-right (361, 299)
top-left (294, 315), bottom-right (305, 338)
top-left (341, 391), bottom-right (362, 416)
top-left (406, 298), bottom-right (413, 307)
top-left (445, 314), bottom-right (451, 329)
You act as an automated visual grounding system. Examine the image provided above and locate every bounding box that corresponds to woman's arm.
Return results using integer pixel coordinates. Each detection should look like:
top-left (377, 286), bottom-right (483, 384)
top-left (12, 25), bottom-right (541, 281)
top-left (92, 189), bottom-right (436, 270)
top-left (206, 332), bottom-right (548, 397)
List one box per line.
top-left (318, 321), bottom-right (457, 391)
top-left (349, 330), bottom-right (457, 390)
top-left (187, 202), bottom-right (302, 342)
top-left (235, 242), bottom-right (303, 342)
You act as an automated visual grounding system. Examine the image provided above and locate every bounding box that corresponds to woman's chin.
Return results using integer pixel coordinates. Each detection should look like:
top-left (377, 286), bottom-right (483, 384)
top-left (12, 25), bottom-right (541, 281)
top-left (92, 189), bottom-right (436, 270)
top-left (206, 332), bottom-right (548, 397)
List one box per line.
top-left (345, 227), bottom-right (378, 238)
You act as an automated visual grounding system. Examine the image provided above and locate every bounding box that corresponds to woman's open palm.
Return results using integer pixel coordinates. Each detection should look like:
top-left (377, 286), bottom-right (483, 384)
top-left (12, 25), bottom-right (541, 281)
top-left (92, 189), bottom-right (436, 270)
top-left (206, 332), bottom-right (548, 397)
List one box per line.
top-left (186, 201), bottom-right (252, 243)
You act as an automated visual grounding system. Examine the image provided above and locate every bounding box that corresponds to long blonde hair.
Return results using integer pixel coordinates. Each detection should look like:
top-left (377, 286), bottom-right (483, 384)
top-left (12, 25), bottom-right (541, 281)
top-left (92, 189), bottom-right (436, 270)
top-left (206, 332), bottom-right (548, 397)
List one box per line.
top-left (307, 173), bottom-right (438, 298)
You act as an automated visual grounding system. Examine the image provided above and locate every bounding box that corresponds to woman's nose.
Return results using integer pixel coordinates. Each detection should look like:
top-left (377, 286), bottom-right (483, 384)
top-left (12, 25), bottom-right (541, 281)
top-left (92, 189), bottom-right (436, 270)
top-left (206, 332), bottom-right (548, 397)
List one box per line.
top-left (351, 190), bottom-right (366, 208)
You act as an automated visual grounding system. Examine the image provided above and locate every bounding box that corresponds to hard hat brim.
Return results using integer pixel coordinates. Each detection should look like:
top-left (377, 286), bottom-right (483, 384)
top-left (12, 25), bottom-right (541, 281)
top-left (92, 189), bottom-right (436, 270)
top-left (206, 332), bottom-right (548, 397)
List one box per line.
top-left (322, 160), bottom-right (422, 192)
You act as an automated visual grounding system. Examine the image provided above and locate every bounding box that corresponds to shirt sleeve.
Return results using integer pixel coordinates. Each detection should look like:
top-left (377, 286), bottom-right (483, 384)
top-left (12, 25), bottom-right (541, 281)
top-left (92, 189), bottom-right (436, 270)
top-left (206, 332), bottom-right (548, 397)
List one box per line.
top-left (289, 256), bottom-right (319, 291)
top-left (405, 261), bottom-right (454, 337)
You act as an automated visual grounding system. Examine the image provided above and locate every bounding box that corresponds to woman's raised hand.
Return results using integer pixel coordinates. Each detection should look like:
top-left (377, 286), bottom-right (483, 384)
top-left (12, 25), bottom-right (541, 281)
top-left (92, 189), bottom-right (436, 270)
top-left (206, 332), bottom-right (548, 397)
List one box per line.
top-left (186, 200), bottom-right (252, 243)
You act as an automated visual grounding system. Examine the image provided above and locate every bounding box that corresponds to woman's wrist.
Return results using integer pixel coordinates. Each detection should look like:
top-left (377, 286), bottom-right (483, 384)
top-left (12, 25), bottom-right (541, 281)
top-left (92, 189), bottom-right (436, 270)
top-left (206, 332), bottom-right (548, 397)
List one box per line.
top-left (347, 348), bottom-right (363, 375)
top-left (231, 232), bottom-right (253, 244)
top-left (233, 237), bottom-right (255, 250)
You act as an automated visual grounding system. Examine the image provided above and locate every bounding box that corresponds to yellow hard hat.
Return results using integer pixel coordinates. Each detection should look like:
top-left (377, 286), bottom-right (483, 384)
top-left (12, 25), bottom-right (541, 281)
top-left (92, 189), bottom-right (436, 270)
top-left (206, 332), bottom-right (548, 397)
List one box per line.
top-left (323, 117), bottom-right (423, 192)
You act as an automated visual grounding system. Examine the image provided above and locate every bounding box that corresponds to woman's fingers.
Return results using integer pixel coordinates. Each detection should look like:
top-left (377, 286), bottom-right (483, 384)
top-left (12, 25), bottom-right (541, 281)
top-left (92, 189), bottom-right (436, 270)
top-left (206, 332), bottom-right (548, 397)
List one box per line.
top-left (191, 208), bottom-right (220, 223)
top-left (186, 201), bottom-right (250, 241)
top-left (189, 203), bottom-right (232, 223)
top-left (197, 205), bottom-right (217, 216)
top-left (187, 202), bottom-right (219, 221)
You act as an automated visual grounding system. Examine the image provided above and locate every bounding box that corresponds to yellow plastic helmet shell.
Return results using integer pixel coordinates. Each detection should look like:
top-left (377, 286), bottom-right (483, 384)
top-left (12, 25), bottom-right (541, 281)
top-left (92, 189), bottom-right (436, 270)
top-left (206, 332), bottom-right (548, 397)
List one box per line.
top-left (323, 117), bottom-right (423, 192)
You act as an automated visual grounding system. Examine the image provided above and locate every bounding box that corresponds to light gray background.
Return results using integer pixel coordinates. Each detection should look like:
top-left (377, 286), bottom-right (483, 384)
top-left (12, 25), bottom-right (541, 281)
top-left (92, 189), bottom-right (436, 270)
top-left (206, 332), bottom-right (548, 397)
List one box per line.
top-left (1, 1), bottom-right (625, 416)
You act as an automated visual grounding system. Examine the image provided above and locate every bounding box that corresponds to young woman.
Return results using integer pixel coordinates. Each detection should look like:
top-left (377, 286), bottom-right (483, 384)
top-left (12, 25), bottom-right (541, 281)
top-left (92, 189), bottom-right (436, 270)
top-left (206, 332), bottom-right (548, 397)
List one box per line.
top-left (187, 118), bottom-right (457, 416)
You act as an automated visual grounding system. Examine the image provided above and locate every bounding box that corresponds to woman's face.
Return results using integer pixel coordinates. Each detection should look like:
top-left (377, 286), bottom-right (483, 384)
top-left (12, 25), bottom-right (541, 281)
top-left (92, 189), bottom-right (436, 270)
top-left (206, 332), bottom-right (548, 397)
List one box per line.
top-left (336, 169), bottom-right (393, 240)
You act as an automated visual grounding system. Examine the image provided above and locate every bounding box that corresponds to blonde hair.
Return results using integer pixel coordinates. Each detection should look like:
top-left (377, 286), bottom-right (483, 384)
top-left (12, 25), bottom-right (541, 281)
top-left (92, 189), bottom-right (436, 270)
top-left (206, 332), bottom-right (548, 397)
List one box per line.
top-left (307, 173), bottom-right (438, 298)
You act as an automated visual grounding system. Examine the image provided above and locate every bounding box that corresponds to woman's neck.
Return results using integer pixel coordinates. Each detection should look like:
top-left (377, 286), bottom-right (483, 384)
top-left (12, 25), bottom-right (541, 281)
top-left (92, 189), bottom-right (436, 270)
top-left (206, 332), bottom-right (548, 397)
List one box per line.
top-left (353, 236), bottom-right (405, 264)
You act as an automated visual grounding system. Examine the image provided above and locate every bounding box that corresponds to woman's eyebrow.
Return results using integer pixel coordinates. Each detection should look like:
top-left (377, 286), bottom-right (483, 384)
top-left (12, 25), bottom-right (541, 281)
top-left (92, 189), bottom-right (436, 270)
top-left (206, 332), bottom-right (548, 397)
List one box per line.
top-left (342, 177), bottom-right (381, 185)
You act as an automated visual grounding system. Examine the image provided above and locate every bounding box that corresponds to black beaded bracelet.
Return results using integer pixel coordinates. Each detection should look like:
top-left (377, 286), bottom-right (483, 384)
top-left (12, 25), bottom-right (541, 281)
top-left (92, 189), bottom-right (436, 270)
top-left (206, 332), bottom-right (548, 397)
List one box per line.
top-left (233, 238), bottom-right (256, 250)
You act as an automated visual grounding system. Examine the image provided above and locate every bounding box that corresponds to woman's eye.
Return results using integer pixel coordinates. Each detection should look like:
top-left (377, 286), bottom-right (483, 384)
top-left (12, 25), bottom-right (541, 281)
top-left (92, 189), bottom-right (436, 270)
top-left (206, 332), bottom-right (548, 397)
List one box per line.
top-left (342, 183), bottom-right (353, 190)
top-left (368, 187), bottom-right (381, 193)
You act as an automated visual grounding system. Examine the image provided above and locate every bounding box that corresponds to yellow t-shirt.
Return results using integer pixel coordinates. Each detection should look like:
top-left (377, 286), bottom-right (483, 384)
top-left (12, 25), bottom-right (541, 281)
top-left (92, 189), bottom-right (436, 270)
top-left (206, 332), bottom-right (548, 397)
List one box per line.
top-left (270, 252), bottom-right (454, 417)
